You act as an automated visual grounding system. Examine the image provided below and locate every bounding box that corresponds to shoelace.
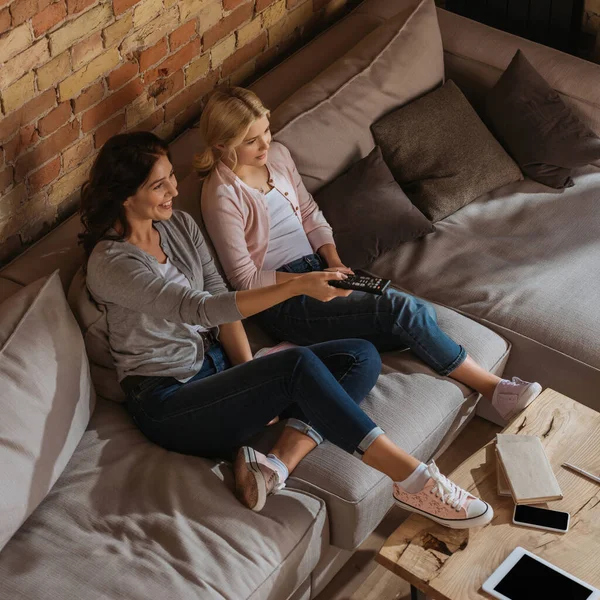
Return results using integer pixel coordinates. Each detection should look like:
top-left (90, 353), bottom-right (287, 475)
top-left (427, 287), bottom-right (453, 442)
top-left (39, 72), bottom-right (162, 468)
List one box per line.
top-left (428, 463), bottom-right (468, 511)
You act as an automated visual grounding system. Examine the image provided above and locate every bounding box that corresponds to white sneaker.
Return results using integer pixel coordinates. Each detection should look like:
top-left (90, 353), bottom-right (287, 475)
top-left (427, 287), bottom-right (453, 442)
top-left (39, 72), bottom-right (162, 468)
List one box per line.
top-left (393, 461), bottom-right (493, 529)
top-left (233, 447), bottom-right (285, 512)
top-left (491, 377), bottom-right (542, 420)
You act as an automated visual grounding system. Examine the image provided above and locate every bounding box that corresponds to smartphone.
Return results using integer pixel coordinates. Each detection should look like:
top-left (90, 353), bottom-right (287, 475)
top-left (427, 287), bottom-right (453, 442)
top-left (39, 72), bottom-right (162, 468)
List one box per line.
top-left (512, 504), bottom-right (570, 533)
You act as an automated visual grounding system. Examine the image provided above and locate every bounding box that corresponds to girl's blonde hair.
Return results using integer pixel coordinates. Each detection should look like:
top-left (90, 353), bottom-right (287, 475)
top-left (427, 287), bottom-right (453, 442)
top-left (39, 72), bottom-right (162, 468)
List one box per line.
top-left (195, 87), bottom-right (270, 179)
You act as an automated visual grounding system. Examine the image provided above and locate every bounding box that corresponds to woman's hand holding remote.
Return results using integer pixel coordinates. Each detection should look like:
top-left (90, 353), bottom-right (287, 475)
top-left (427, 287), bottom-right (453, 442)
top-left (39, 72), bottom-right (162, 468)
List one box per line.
top-left (288, 271), bottom-right (352, 302)
top-left (236, 271), bottom-right (351, 318)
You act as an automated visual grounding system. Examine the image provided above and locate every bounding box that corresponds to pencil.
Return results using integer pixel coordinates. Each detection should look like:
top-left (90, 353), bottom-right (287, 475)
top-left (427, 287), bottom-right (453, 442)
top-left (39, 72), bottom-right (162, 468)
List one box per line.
top-left (562, 462), bottom-right (600, 485)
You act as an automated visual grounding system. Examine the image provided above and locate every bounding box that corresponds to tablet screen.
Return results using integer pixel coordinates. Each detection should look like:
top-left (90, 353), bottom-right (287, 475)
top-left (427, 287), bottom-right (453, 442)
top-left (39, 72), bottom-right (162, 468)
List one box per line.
top-left (494, 555), bottom-right (594, 600)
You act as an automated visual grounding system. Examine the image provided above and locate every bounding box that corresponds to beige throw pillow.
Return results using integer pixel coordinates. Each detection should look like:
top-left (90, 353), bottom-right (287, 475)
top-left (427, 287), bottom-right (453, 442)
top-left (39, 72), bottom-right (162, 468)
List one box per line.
top-left (271, 0), bottom-right (444, 193)
top-left (0, 270), bottom-right (95, 550)
top-left (371, 80), bottom-right (523, 222)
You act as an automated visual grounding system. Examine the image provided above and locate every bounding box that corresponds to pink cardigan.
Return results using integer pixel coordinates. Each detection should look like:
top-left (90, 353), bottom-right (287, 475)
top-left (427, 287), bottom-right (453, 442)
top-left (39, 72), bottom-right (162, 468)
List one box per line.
top-left (201, 141), bottom-right (335, 290)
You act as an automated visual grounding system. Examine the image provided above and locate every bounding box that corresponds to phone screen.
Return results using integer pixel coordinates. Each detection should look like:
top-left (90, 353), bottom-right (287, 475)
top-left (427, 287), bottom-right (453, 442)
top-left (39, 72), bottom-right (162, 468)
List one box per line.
top-left (494, 555), bottom-right (594, 600)
top-left (514, 504), bottom-right (569, 531)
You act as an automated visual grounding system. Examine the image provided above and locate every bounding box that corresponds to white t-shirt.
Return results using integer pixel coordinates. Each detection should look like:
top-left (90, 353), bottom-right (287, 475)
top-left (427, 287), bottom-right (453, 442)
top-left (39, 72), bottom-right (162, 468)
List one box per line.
top-left (156, 257), bottom-right (208, 383)
top-left (262, 187), bottom-right (313, 270)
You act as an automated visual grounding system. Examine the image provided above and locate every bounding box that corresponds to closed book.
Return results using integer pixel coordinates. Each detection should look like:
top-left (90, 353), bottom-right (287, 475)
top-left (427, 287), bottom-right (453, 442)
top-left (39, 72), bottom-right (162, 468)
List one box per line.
top-left (496, 434), bottom-right (563, 504)
top-left (495, 447), bottom-right (512, 497)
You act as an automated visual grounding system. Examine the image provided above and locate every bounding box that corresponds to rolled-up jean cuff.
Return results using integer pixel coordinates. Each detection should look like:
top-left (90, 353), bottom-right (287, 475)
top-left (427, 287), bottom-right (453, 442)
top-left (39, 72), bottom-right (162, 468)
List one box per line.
top-left (354, 426), bottom-right (385, 459)
top-left (285, 418), bottom-right (324, 445)
top-left (438, 345), bottom-right (467, 377)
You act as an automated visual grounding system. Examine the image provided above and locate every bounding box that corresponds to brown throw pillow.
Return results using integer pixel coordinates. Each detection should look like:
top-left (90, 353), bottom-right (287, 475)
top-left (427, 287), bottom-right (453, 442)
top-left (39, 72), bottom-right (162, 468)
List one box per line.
top-left (371, 80), bottom-right (523, 222)
top-left (314, 146), bottom-right (434, 269)
top-left (485, 50), bottom-right (600, 189)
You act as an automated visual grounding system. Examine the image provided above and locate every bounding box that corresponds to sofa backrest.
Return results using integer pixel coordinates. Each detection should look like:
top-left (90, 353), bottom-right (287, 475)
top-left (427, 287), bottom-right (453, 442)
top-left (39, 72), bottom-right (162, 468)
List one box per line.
top-left (2, 0), bottom-right (600, 302)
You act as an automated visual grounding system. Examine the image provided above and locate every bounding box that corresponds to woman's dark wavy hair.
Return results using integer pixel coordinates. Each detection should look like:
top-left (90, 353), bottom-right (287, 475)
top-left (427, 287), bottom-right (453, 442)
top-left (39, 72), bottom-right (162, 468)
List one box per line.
top-left (79, 131), bottom-right (171, 265)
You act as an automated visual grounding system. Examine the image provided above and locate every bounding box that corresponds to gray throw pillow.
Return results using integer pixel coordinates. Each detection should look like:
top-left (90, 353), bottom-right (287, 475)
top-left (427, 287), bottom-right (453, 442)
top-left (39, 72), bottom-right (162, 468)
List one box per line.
top-left (485, 50), bottom-right (600, 189)
top-left (371, 80), bottom-right (523, 222)
top-left (314, 146), bottom-right (434, 269)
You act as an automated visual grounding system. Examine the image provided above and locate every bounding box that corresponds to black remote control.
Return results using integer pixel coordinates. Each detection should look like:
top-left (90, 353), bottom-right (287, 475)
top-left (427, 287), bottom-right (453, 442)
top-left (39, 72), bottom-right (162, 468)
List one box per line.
top-left (328, 269), bottom-right (391, 295)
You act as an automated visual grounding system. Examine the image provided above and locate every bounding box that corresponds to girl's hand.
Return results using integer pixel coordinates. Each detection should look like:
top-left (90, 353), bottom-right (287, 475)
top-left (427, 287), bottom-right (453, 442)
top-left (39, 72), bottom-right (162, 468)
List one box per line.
top-left (324, 265), bottom-right (354, 275)
top-left (289, 271), bottom-right (352, 302)
top-left (266, 416), bottom-right (280, 426)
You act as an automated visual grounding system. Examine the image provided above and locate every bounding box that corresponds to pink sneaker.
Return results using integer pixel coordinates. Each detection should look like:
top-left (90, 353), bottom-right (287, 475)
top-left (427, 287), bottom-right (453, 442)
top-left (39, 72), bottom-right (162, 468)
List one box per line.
top-left (491, 377), bottom-right (542, 420)
top-left (233, 447), bottom-right (285, 512)
top-left (254, 341), bottom-right (298, 359)
top-left (393, 461), bottom-right (493, 529)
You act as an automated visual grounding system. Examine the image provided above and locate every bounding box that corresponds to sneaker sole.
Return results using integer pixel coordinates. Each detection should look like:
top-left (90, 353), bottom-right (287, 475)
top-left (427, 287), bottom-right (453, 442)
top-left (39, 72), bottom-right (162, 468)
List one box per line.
top-left (235, 447), bottom-right (267, 512)
top-left (393, 497), bottom-right (494, 529)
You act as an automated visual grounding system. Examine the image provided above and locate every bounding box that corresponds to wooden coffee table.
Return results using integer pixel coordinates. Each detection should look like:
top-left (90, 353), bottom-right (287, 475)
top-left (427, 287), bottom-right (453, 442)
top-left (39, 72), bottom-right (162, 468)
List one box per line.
top-left (377, 389), bottom-right (600, 600)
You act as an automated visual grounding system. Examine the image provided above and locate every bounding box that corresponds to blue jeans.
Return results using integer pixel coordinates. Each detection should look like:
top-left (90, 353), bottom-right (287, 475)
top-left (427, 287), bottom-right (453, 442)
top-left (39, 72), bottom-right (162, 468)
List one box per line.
top-left (123, 339), bottom-right (384, 460)
top-left (253, 253), bottom-right (466, 376)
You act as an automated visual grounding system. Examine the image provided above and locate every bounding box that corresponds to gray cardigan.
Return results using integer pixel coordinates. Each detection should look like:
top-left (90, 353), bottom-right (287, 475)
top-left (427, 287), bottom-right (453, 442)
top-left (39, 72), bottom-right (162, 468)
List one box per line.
top-left (86, 210), bottom-right (243, 382)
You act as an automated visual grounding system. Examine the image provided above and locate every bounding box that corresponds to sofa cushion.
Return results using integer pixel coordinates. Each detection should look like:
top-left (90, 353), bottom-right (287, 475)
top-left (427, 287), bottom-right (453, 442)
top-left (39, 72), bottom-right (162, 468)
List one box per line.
top-left (0, 270), bottom-right (95, 551)
top-left (0, 398), bottom-right (328, 600)
top-left (314, 146), bottom-right (434, 269)
top-left (370, 165), bottom-right (600, 412)
top-left (371, 80), bottom-right (523, 222)
top-left (485, 50), bottom-right (600, 189)
top-left (258, 299), bottom-right (509, 550)
top-left (271, 0), bottom-right (444, 193)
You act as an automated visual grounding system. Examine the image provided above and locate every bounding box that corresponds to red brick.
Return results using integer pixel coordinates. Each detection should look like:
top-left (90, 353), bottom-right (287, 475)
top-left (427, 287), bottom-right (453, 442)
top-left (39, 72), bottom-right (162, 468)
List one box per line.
top-left (0, 90), bottom-right (56, 142)
top-left (0, 7), bottom-right (11, 34)
top-left (62, 135), bottom-right (93, 170)
top-left (149, 69), bottom-right (184, 105)
top-left (224, 0), bottom-right (247, 9)
top-left (81, 78), bottom-right (144, 132)
top-left (32, 0), bottom-right (66, 36)
top-left (4, 125), bottom-right (39, 163)
top-left (107, 61), bottom-right (139, 90)
top-left (169, 20), bottom-right (196, 51)
top-left (256, 0), bottom-right (276, 11)
top-left (145, 39), bottom-right (200, 84)
top-left (38, 102), bottom-right (72, 137)
top-left (0, 166), bottom-right (14, 194)
top-left (15, 120), bottom-right (79, 180)
top-left (73, 81), bottom-right (105, 114)
top-left (138, 38), bottom-right (167, 72)
top-left (67, 0), bottom-right (95, 14)
top-left (10, 0), bottom-right (51, 25)
top-left (203, 2), bottom-right (253, 49)
top-left (132, 107), bottom-right (164, 132)
top-left (112, 0), bottom-right (137, 16)
top-left (223, 31), bottom-right (267, 77)
top-left (28, 156), bottom-right (61, 193)
top-left (164, 69), bottom-right (218, 121)
top-left (94, 113), bottom-right (125, 148)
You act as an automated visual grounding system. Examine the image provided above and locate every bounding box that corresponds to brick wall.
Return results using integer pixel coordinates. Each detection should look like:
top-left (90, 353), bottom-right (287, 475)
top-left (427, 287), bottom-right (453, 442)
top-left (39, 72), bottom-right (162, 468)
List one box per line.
top-left (0, 0), bottom-right (354, 266)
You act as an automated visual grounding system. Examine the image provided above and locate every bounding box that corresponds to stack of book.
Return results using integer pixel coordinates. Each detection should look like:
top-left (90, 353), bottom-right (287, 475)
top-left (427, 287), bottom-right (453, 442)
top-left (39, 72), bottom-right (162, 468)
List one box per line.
top-left (495, 434), bottom-right (563, 504)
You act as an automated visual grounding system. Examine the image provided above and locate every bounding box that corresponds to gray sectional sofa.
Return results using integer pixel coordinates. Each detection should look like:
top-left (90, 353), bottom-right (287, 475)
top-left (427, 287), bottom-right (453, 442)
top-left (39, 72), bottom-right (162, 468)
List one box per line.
top-left (1, 0), bottom-right (599, 598)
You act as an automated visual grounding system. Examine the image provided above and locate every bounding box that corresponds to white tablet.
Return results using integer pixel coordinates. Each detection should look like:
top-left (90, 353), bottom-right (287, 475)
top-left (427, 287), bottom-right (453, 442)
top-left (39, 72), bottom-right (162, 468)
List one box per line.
top-left (482, 547), bottom-right (600, 600)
